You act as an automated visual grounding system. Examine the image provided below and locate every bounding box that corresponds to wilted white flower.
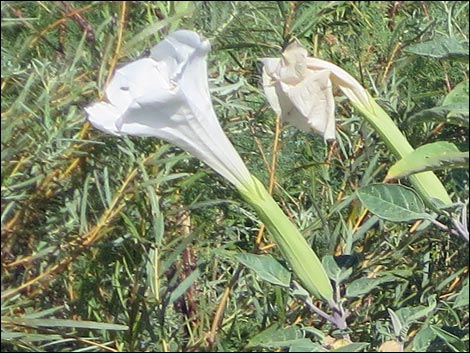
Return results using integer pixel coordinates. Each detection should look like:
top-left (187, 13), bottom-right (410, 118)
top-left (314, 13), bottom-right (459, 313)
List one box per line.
top-left (262, 39), bottom-right (452, 207)
top-left (262, 40), bottom-right (371, 140)
top-left (85, 30), bottom-right (252, 190)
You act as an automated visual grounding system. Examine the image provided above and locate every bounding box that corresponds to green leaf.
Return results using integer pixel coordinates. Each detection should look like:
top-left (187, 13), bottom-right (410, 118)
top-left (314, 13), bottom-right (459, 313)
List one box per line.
top-left (346, 275), bottom-right (398, 298)
top-left (171, 1), bottom-right (193, 14)
top-left (288, 340), bottom-right (324, 352)
top-left (386, 142), bottom-right (469, 180)
top-left (330, 342), bottom-right (369, 352)
top-left (21, 306), bottom-right (63, 320)
top-left (236, 253), bottom-right (291, 287)
top-left (356, 184), bottom-right (429, 222)
top-left (405, 37), bottom-right (469, 61)
top-left (409, 103), bottom-right (469, 127)
top-left (322, 255), bottom-right (352, 284)
top-left (397, 295), bottom-right (437, 325)
top-left (1, 332), bottom-right (63, 343)
top-left (409, 81), bottom-right (469, 127)
top-left (453, 281), bottom-right (469, 309)
top-left (168, 268), bottom-right (201, 305)
top-left (412, 326), bottom-right (437, 352)
top-left (357, 96), bottom-right (453, 207)
top-left (322, 255), bottom-right (341, 281)
top-left (247, 324), bottom-right (303, 349)
top-left (443, 80), bottom-right (469, 105)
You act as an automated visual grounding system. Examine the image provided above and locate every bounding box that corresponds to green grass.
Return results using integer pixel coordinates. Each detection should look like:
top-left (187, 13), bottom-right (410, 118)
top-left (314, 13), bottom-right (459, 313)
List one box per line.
top-left (1, 1), bottom-right (468, 352)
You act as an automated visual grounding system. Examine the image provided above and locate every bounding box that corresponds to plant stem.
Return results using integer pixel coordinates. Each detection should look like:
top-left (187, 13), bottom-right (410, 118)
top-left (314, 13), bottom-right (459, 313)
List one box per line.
top-left (356, 97), bottom-right (453, 207)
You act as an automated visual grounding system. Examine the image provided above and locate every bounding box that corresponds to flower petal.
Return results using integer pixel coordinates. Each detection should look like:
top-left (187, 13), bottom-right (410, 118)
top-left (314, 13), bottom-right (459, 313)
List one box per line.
top-left (106, 58), bottom-right (172, 113)
top-left (280, 41), bottom-right (308, 84)
top-left (261, 58), bottom-right (282, 116)
top-left (283, 70), bottom-right (336, 140)
top-left (159, 31), bottom-right (253, 188)
top-left (306, 57), bottom-right (370, 109)
top-left (150, 30), bottom-right (218, 136)
top-left (85, 102), bottom-right (121, 135)
top-left (150, 30), bottom-right (210, 82)
top-left (261, 58), bottom-right (281, 79)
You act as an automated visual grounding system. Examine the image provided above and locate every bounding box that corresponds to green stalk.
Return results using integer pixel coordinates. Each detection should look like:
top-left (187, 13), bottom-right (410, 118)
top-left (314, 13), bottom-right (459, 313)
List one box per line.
top-left (238, 176), bottom-right (334, 304)
top-left (356, 95), bottom-right (452, 207)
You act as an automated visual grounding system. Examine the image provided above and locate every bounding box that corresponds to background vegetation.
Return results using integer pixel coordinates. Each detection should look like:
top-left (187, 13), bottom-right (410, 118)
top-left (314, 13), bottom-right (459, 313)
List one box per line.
top-left (2, 1), bottom-right (468, 351)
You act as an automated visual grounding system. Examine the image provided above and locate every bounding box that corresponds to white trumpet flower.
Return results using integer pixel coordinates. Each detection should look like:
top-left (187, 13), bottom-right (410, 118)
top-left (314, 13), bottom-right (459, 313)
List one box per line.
top-left (262, 40), bottom-right (452, 206)
top-left (86, 30), bottom-right (252, 191)
top-left (85, 30), bottom-right (335, 303)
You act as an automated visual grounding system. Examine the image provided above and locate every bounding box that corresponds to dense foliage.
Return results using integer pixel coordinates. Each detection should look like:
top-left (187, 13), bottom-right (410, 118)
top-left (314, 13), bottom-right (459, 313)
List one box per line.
top-left (2, 1), bottom-right (468, 351)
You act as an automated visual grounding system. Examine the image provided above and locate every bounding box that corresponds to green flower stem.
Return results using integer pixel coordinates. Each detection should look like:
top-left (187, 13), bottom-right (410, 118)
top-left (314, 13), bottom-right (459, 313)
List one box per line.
top-left (238, 176), bottom-right (334, 304)
top-left (356, 95), bottom-right (453, 207)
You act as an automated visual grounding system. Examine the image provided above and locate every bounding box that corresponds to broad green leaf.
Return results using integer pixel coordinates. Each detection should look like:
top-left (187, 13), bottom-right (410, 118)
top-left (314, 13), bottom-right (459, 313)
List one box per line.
top-left (322, 255), bottom-right (341, 282)
top-left (346, 275), bottom-right (398, 298)
top-left (356, 184), bottom-right (429, 222)
top-left (330, 342), bottom-right (369, 352)
top-left (394, 296), bottom-right (438, 338)
top-left (288, 340), bottom-right (324, 352)
top-left (412, 326), bottom-right (437, 352)
top-left (398, 295), bottom-right (437, 324)
top-left (322, 255), bottom-right (352, 284)
top-left (247, 324), bottom-right (303, 349)
top-left (405, 37), bottom-right (469, 61)
top-left (302, 327), bottom-right (327, 341)
top-left (443, 80), bottom-right (469, 105)
top-left (236, 253), bottom-right (291, 287)
top-left (409, 103), bottom-right (469, 127)
top-left (453, 281), bottom-right (469, 309)
top-left (386, 142), bottom-right (469, 180)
